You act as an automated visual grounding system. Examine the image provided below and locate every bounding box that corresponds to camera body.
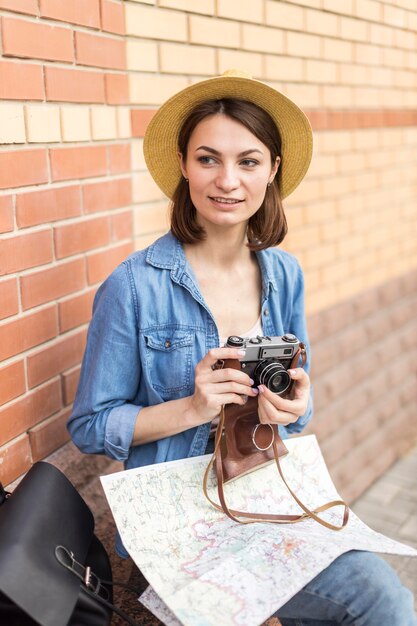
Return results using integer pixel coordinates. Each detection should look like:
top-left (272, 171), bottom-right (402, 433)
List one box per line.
top-left (225, 333), bottom-right (302, 396)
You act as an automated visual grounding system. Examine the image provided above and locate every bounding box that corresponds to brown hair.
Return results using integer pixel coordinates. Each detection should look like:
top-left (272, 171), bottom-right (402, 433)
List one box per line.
top-left (170, 98), bottom-right (287, 251)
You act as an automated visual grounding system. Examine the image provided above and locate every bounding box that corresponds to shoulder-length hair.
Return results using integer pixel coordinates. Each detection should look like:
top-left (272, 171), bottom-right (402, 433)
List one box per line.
top-left (170, 98), bottom-right (287, 252)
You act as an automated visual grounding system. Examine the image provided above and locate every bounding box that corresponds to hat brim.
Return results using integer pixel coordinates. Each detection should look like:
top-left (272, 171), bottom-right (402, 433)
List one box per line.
top-left (143, 74), bottom-right (313, 200)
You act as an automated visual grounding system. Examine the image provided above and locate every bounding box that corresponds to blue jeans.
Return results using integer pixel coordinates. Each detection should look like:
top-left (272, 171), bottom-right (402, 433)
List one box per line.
top-left (276, 550), bottom-right (416, 625)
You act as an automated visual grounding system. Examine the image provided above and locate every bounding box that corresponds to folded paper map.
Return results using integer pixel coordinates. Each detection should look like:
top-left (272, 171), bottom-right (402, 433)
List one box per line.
top-left (101, 435), bottom-right (416, 626)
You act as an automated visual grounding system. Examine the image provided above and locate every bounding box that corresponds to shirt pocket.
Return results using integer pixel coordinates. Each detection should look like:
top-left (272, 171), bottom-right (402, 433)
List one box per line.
top-left (143, 328), bottom-right (194, 398)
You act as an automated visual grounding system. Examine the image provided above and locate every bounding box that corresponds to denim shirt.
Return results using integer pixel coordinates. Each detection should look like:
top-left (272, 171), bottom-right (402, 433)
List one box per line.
top-left (68, 231), bottom-right (312, 470)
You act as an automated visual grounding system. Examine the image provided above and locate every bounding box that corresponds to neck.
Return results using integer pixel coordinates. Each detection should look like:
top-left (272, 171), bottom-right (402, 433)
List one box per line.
top-left (184, 224), bottom-right (252, 269)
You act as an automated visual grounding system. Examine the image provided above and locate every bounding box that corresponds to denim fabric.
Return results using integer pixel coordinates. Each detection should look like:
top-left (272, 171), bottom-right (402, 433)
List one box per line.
top-left (276, 550), bottom-right (416, 625)
top-left (68, 230), bottom-right (312, 470)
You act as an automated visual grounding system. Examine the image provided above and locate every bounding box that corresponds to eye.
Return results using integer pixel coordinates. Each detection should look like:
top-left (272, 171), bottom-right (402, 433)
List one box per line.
top-left (197, 155), bottom-right (217, 165)
top-left (240, 159), bottom-right (259, 167)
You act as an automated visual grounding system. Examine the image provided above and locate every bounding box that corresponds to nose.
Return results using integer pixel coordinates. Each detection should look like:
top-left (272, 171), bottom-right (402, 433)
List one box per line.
top-left (215, 165), bottom-right (239, 192)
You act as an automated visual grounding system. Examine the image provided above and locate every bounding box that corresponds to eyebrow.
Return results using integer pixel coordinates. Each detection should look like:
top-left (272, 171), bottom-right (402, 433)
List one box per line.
top-left (195, 146), bottom-right (263, 157)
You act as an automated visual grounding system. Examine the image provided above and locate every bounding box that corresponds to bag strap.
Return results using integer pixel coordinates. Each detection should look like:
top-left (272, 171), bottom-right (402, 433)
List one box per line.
top-left (55, 546), bottom-right (143, 626)
top-left (203, 407), bottom-right (349, 531)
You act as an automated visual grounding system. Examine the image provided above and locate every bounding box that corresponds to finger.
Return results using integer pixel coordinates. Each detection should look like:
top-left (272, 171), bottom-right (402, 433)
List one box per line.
top-left (288, 368), bottom-right (310, 391)
top-left (258, 394), bottom-right (299, 425)
top-left (258, 385), bottom-right (308, 416)
top-left (209, 381), bottom-right (259, 398)
top-left (200, 347), bottom-right (245, 369)
top-left (210, 367), bottom-right (254, 387)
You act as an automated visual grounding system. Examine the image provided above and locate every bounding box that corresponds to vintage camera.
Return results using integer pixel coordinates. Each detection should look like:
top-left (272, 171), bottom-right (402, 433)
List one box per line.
top-left (225, 334), bottom-right (302, 396)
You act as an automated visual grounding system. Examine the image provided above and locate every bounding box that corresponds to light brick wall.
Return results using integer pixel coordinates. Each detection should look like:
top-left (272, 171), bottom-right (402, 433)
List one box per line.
top-left (1, 0), bottom-right (416, 488)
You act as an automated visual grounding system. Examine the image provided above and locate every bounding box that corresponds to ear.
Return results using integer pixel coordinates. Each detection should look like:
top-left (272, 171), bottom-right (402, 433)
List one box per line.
top-left (178, 152), bottom-right (188, 179)
top-left (269, 156), bottom-right (280, 184)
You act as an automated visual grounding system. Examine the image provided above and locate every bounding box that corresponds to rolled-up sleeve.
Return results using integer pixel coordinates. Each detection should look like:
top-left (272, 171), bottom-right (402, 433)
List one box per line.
top-left (285, 262), bottom-right (313, 435)
top-left (68, 262), bottom-right (142, 461)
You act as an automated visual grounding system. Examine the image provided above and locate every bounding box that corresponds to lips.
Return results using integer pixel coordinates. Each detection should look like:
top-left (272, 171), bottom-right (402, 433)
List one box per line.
top-left (209, 196), bottom-right (243, 204)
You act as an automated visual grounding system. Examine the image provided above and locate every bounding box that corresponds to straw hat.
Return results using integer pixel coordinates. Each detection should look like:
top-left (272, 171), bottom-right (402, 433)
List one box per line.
top-left (143, 70), bottom-right (313, 200)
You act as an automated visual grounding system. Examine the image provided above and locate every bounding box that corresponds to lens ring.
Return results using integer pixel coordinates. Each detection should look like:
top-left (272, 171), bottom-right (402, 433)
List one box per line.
top-left (257, 361), bottom-right (291, 395)
top-left (252, 423), bottom-right (274, 451)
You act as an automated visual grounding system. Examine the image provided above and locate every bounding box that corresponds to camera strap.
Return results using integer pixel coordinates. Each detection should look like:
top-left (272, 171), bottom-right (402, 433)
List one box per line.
top-left (203, 347), bottom-right (349, 531)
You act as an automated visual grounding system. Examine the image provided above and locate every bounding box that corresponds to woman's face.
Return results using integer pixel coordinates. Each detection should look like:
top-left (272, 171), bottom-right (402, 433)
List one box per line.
top-left (179, 114), bottom-right (280, 232)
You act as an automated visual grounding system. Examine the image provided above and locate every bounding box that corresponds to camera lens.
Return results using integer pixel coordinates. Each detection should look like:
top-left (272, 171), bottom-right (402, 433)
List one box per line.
top-left (254, 359), bottom-right (291, 395)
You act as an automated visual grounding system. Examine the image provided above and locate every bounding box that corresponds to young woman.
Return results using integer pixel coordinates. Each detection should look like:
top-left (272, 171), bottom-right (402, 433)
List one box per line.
top-left (68, 71), bottom-right (416, 625)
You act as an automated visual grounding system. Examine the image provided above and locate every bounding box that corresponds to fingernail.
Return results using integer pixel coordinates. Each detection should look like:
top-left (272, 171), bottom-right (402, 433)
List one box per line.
top-left (250, 378), bottom-right (255, 385)
top-left (288, 369), bottom-right (296, 376)
top-left (258, 385), bottom-right (265, 393)
top-left (252, 387), bottom-right (259, 395)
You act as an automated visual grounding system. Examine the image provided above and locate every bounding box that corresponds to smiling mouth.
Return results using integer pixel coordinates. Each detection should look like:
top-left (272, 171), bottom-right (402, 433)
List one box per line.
top-left (209, 197), bottom-right (243, 204)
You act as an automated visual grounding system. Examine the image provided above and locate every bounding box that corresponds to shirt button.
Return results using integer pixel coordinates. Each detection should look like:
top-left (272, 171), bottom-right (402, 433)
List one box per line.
top-left (164, 340), bottom-right (171, 348)
top-left (263, 309), bottom-right (269, 316)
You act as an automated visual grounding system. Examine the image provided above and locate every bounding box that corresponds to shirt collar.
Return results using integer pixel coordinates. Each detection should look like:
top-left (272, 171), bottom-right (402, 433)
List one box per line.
top-left (146, 231), bottom-right (279, 294)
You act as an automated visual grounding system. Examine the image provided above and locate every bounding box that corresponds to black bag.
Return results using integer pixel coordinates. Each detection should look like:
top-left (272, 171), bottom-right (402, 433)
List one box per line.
top-left (0, 461), bottom-right (140, 626)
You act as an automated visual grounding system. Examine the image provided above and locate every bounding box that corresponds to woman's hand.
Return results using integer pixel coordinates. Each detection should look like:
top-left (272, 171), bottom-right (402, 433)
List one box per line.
top-left (187, 347), bottom-right (259, 426)
top-left (257, 368), bottom-right (311, 426)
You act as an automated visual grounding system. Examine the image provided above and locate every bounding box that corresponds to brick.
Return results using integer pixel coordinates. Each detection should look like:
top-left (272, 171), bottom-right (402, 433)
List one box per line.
top-left (355, 43), bottom-right (382, 66)
top-left (0, 435), bottom-right (31, 486)
top-left (125, 3), bottom-right (187, 41)
top-left (131, 109), bottom-right (155, 138)
top-left (58, 289), bottom-right (95, 332)
top-left (60, 106), bottom-right (91, 142)
top-left (160, 42), bottom-right (216, 75)
top-left (0, 60), bottom-right (44, 100)
top-left (129, 74), bottom-right (188, 106)
top-left (87, 241), bottom-right (132, 284)
top-left (265, 56), bottom-right (304, 82)
top-left (0, 229), bottom-right (53, 275)
top-left (101, 0), bottom-right (125, 35)
top-left (218, 50), bottom-right (262, 78)
top-left (0, 195), bottom-right (14, 233)
top-left (107, 143), bottom-right (130, 174)
top-left (218, 0), bottom-right (263, 23)
top-left (62, 365), bottom-right (81, 405)
top-left (50, 145), bottom-right (107, 181)
top-left (126, 40), bottom-right (158, 72)
top-left (159, 0), bottom-right (214, 12)
top-left (133, 200), bottom-right (169, 237)
top-left (0, 360), bottom-right (25, 406)
top-left (40, 0), bottom-right (100, 28)
top-left (355, 0), bottom-right (380, 21)
top-left (0, 0), bottom-right (38, 14)
top-left (54, 216), bottom-right (110, 259)
top-left (111, 211), bottom-right (133, 242)
top-left (266, 1), bottom-right (304, 29)
top-left (287, 31), bottom-right (321, 59)
top-left (0, 103), bottom-right (25, 144)
top-left (189, 15), bottom-right (240, 48)
top-left (104, 73), bottom-right (129, 105)
top-left (27, 328), bottom-right (87, 388)
top-left (90, 106), bottom-right (118, 140)
top-left (16, 185), bottom-right (81, 228)
top-left (0, 149), bottom-right (48, 190)
top-left (1, 17), bottom-right (74, 63)
top-left (0, 304), bottom-right (57, 361)
top-left (305, 8), bottom-right (338, 36)
top-left (323, 37), bottom-right (353, 63)
top-left (83, 178), bottom-right (132, 213)
top-left (306, 60), bottom-right (337, 84)
top-left (25, 105), bottom-right (61, 143)
top-left (131, 139), bottom-right (146, 170)
top-left (21, 257), bottom-right (86, 310)
top-left (132, 171), bottom-right (164, 204)
top-left (0, 379), bottom-right (62, 446)
top-left (29, 407), bottom-right (71, 462)
top-left (0, 277), bottom-right (19, 320)
top-left (369, 23), bottom-right (394, 47)
top-left (241, 24), bottom-right (284, 54)
top-left (340, 16), bottom-right (369, 42)
top-left (75, 32), bottom-right (125, 70)
top-left (117, 107), bottom-right (131, 139)
top-left (45, 67), bottom-right (105, 104)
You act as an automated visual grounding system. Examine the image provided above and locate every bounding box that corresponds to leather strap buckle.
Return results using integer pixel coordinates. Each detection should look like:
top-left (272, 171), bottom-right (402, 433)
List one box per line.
top-left (55, 545), bottom-right (109, 600)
